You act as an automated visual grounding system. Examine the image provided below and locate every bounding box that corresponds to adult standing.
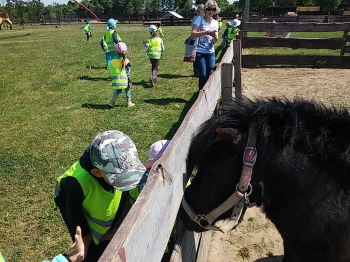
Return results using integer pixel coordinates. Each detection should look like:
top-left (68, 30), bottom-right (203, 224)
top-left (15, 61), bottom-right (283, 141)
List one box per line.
top-left (190, 4), bottom-right (205, 77)
top-left (191, 0), bottom-right (219, 90)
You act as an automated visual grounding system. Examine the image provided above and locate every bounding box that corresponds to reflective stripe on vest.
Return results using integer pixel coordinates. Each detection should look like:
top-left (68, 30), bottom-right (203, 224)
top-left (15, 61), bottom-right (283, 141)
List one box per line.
top-left (147, 37), bottom-right (162, 59)
top-left (55, 161), bottom-right (122, 244)
top-left (109, 57), bottom-right (128, 90)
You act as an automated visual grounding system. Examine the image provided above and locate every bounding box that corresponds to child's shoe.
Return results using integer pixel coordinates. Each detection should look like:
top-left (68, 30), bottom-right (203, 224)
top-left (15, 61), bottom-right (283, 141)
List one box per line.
top-left (150, 80), bottom-right (155, 87)
top-left (108, 101), bottom-right (115, 108)
top-left (127, 102), bottom-right (135, 107)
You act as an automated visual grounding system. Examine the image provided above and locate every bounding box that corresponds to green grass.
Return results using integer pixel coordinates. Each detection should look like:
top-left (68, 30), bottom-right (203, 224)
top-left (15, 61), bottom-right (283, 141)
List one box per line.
top-left (0, 23), bottom-right (198, 261)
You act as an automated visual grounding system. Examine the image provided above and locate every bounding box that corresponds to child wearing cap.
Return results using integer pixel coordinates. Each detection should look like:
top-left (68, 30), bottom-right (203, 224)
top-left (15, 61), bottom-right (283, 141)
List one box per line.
top-left (108, 42), bottom-right (135, 108)
top-left (128, 140), bottom-right (170, 204)
top-left (100, 18), bottom-right (122, 69)
top-left (54, 130), bottom-right (147, 262)
top-left (143, 24), bottom-right (164, 87)
top-left (80, 20), bottom-right (94, 42)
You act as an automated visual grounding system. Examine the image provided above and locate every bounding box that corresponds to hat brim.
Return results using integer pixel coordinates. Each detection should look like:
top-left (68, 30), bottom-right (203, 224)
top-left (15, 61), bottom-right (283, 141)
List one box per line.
top-left (106, 159), bottom-right (146, 191)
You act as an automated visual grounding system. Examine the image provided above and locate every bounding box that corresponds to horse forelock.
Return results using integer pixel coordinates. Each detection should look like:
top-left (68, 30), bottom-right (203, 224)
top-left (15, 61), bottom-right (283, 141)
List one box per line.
top-left (187, 96), bottom-right (350, 177)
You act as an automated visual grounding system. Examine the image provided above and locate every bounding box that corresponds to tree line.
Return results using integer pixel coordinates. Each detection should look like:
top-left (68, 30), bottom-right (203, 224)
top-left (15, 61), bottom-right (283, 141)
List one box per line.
top-left (1, 0), bottom-right (349, 25)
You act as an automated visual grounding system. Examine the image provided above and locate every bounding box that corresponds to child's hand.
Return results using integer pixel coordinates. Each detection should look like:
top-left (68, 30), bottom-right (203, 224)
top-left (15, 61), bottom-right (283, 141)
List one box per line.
top-left (142, 40), bottom-right (147, 45)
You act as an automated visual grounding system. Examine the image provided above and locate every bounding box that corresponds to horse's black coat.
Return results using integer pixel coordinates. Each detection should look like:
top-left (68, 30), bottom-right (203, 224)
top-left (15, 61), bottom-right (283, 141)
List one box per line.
top-left (179, 97), bottom-right (350, 262)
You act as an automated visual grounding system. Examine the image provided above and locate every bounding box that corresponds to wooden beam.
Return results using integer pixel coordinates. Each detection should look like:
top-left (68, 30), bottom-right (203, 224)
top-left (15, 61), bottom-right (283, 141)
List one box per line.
top-left (242, 55), bottom-right (350, 66)
top-left (233, 39), bottom-right (242, 99)
top-left (241, 22), bottom-right (350, 32)
top-left (242, 37), bottom-right (345, 49)
top-left (98, 50), bottom-right (224, 262)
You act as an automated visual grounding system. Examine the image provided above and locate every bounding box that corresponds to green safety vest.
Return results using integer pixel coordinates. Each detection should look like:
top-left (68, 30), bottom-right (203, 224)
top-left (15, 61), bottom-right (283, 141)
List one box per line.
top-left (104, 30), bottom-right (122, 53)
top-left (55, 161), bottom-right (122, 245)
top-left (109, 57), bottom-right (128, 90)
top-left (84, 24), bottom-right (91, 33)
top-left (227, 27), bottom-right (239, 41)
top-left (146, 37), bottom-right (162, 60)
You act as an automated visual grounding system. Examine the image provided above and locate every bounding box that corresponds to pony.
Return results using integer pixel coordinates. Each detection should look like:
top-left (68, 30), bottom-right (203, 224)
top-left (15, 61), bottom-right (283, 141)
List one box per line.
top-left (179, 97), bottom-right (350, 262)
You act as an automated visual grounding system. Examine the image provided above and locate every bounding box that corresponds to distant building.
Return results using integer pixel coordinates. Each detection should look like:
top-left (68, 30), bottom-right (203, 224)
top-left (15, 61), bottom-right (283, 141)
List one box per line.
top-left (161, 11), bottom-right (184, 20)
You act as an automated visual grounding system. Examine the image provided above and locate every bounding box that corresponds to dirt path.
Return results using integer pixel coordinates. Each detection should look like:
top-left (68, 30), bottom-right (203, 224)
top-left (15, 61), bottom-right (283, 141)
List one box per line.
top-left (207, 67), bottom-right (350, 262)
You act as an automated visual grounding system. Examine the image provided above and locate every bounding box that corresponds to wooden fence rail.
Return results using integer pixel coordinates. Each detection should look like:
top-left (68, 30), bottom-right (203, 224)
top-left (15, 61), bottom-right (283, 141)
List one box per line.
top-left (98, 40), bottom-right (239, 262)
top-left (240, 22), bottom-right (350, 67)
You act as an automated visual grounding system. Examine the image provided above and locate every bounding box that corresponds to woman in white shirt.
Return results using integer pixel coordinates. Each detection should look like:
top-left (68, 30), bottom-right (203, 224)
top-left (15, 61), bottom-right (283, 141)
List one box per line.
top-left (191, 0), bottom-right (219, 90)
top-left (191, 4), bottom-right (205, 77)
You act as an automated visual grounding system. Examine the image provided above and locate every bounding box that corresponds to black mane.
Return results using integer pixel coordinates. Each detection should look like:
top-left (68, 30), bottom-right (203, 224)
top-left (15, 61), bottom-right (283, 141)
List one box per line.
top-left (187, 97), bottom-right (350, 178)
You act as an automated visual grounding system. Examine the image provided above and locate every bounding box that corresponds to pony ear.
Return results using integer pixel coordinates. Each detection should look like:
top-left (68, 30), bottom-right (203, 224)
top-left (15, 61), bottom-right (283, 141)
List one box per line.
top-left (216, 128), bottom-right (241, 144)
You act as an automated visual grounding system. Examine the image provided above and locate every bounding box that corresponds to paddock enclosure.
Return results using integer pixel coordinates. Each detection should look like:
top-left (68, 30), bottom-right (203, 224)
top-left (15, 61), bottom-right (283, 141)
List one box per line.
top-left (240, 22), bottom-right (350, 66)
top-left (98, 22), bottom-right (350, 262)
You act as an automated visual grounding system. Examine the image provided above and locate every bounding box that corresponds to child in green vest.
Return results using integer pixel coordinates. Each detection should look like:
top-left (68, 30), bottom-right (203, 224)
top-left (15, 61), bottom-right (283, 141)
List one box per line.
top-left (143, 24), bottom-right (164, 87)
top-left (80, 20), bottom-right (94, 42)
top-left (54, 130), bottom-right (147, 262)
top-left (100, 18), bottom-right (122, 69)
top-left (108, 42), bottom-right (135, 108)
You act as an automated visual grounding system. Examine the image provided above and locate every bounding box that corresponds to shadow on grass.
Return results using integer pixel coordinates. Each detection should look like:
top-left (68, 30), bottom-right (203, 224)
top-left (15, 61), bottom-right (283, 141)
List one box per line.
top-left (157, 73), bottom-right (193, 79)
top-left (78, 75), bottom-right (110, 81)
top-left (81, 103), bottom-right (113, 110)
top-left (86, 65), bottom-right (108, 70)
top-left (132, 80), bottom-right (152, 89)
top-left (0, 33), bottom-right (30, 40)
top-left (143, 92), bottom-right (199, 139)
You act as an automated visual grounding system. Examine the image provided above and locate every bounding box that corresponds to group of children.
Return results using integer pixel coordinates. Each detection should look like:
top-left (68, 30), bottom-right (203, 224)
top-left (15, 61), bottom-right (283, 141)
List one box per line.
top-left (80, 19), bottom-right (165, 108)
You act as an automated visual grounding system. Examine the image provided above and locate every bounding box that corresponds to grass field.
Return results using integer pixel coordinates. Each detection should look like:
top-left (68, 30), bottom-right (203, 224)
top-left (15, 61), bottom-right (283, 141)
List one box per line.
top-left (0, 22), bottom-right (343, 261)
top-left (0, 23), bottom-right (198, 261)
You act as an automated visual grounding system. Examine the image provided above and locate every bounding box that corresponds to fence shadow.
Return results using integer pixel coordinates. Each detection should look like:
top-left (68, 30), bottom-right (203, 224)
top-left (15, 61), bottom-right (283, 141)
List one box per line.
top-left (255, 255), bottom-right (284, 262)
top-left (81, 103), bottom-right (113, 109)
top-left (78, 75), bottom-right (110, 81)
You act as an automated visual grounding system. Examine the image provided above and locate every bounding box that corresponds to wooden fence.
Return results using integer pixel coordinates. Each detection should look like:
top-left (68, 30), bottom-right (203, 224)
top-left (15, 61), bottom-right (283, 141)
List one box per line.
top-left (240, 22), bottom-right (350, 67)
top-left (97, 40), bottom-right (241, 262)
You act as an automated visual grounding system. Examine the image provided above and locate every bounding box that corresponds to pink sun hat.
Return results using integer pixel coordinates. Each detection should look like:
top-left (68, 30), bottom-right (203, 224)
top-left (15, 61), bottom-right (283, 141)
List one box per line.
top-left (143, 140), bottom-right (170, 169)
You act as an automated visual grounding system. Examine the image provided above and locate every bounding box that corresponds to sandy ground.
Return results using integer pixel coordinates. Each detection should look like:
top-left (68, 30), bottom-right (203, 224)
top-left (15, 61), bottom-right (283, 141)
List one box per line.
top-left (207, 67), bottom-right (350, 262)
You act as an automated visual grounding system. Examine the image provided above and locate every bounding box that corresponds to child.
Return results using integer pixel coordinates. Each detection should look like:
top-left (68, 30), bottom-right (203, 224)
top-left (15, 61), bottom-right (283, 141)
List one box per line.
top-left (100, 18), bottom-right (122, 69)
top-left (143, 25), bottom-right (164, 87)
top-left (129, 139), bottom-right (170, 204)
top-left (157, 23), bottom-right (164, 37)
top-left (54, 130), bottom-right (147, 262)
top-left (108, 42), bottom-right (135, 108)
top-left (80, 20), bottom-right (94, 42)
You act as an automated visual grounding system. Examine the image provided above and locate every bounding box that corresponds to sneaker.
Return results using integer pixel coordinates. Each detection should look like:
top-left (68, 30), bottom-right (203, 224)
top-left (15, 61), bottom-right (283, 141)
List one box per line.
top-left (150, 80), bottom-right (154, 87)
top-left (108, 102), bottom-right (115, 108)
top-left (127, 102), bottom-right (135, 107)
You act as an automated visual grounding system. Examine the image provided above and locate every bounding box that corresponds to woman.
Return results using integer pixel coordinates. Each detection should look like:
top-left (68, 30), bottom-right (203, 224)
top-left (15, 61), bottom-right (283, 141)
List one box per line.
top-left (191, 4), bottom-right (205, 77)
top-left (191, 0), bottom-right (219, 90)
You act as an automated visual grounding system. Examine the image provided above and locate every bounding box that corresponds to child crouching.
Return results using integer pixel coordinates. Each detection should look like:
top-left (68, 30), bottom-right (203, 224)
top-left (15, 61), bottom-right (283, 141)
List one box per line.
top-left (108, 42), bottom-right (135, 108)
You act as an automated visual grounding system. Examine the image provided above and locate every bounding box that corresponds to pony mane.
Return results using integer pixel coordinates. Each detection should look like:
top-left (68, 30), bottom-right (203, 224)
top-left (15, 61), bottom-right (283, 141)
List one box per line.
top-left (187, 96), bottom-right (350, 176)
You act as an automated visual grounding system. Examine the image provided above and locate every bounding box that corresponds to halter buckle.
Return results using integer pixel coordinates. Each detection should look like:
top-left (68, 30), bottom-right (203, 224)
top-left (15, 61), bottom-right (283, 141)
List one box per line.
top-left (243, 146), bottom-right (257, 166)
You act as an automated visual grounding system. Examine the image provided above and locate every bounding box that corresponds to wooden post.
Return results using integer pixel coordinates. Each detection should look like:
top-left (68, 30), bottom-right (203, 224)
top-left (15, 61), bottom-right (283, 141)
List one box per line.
top-left (233, 39), bottom-right (242, 99)
top-left (243, 0), bottom-right (250, 38)
top-left (221, 63), bottom-right (234, 100)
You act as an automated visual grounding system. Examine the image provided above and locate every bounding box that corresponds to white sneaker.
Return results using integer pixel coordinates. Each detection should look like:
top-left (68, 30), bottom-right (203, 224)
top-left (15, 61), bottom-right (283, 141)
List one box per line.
top-left (127, 102), bottom-right (135, 107)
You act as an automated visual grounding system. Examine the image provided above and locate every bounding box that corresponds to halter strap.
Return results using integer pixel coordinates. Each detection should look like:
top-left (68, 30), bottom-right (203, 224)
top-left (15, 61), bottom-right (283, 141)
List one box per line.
top-left (181, 125), bottom-right (258, 232)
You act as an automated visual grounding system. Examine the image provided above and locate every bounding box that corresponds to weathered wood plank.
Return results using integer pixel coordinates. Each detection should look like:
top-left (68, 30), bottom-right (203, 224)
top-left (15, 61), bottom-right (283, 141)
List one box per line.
top-left (241, 22), bottom-right (350, 32)
top-left (98, 55), bottom-right (224, 262)
top-left (242, 55), bottom-right (350, 66)
top-left (242, 37), bottom-right (345, 49)
top-left (233, 39), bottom-right (242, 99)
